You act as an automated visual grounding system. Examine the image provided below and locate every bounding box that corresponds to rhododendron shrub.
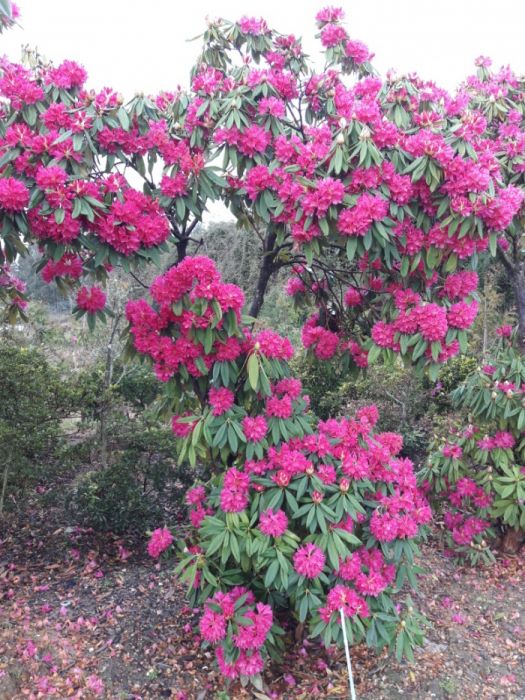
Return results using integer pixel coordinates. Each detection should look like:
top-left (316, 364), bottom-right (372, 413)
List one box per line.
top-left (0, 17), bottom-right (224, 322)
top-left (134, 257), bottom-right (431, 680)
top-left (189, 9), bottom-right (523, 379)
top-left (2, 5), bottom-right (522, 372)
top-left (462, 60), bottom-right (525, 352)
top-left (422, 331), bottom-right (525, 561)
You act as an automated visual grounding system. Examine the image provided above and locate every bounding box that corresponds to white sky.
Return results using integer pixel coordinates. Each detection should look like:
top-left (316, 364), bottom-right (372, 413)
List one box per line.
top-left (3, 1), bottom-right (525, 96)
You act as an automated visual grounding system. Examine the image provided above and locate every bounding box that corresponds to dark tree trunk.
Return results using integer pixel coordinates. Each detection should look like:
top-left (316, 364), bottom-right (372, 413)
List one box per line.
top-left (176, 236), bottom-right (188, 263)
top-left (501, 527), bottom-right (524, 554)
top-left (514, 265), bottom-right (525, 354)
top-left (249, 230), bottom-right (278, 318)
top-left (99, 313), bottom-right (121, 469)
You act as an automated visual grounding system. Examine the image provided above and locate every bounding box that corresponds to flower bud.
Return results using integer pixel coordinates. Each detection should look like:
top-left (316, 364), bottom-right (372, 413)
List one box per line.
top-left (336, 133), bottom-right (345, 145)
top-left (275, 470), bottom-right (290, 487)
top-left (339, 478), bottom-right (350, 493)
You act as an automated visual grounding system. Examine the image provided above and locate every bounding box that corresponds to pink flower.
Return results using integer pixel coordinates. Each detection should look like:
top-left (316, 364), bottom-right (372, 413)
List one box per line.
top-left (417, 303), bottom-right (448, 342)
top-left (160, 173), bottom-right (188, 198)
top-left (326, 585), bottom-right (369, 618)
top-left (447, 300), bottom-right (478, 330)
top-left (0, 177), bottom-right (29, 211)
top-left (293, 543), bottom-right (325, 578)
top-left (42, 254), bottom-right (83, 283)
top-left (239, 16), bottom-right (269, 36)
top-left (219, 487), bottom-right (247, 511)
top-left (492, 431), bottom-right (515, 449)
top-left (259, 509), bottom-right (288, 537)
top-left (242, 415), bottom-right (268, 442)
top-left (208, 387), bottom-right (235, 416)
top-left (186, 485), bottom-right (206, 506)
top-left (76, 286), bottom-right (106, 313)
top-left (255, 329), bottom-right (294, 360)
top-left (338, 194), bottom-right (388, 237)
top-left (199, 608), bottom-right (226, 643)
top-left (220, 468), bottom-right (250, 513)
top-left (321, 24), bottom-right (348, 47)
top-left (496, 324), bottom-right (513, 337)
top-left (316, 7), bottom-right (345, 24)
top-left (344, 287), bottom-right (363, 307)
top-left (172, 414), bottom-right (196, 438)
top-left (345, 39), bottom-right (372, 64)
top-left (45, 60), bottom-right (87, 89)
top-left (265, 394), bottom-right (293, 419)
top-left (147, 527), bottom-right (173, 558)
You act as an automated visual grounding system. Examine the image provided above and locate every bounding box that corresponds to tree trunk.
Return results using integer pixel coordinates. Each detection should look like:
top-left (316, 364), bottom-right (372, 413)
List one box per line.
top-left (176, 236), bottom-right (188, 263)
top-left (249, 230), bottom-right (278, 318)
top-left (0, 458), bottom-right (10, 517)
top-left (501, 527), bottom-right (524, 554)
top-left (513, 265), bottom-right (525, 354)
top-left (99, 314), bottom-right (121, 468)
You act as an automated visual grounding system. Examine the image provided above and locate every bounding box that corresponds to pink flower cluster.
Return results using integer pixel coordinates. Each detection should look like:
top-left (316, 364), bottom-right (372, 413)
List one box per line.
top-left (293, 543), bottom-right (325, 578)
top-left (42, 254), bottom-right (83, 283)
top-left (258, 508), bottom-right (288, 537)
top-left (199, 588), bottom-right (273, 678)
top-left (337, 194), bottom-right (389, 237)
top-left (220, 468), bottom-right (250, 513)
top-left (319, 585), bottom-right (370, 621)
top-left (147, 527), bottom-right (173, 558)
top-left (76, 286), bottom-right (106, 313)
top-left (126, 257), bottom-right (245, 382)
top-left (95, 186), bottom-right (170, 255)
top-left (0, 176), bottom-right (29, 211)
top-left (209, 387), bottom-right (235, 416)
top-left (476, 431), bottom-right (515, 451)
top-left (242, 415), bottom-right (268, 442)
top-left (337, 547), bottom-right (395, 597)
top-left (443, 512), bottom-right (490, 546)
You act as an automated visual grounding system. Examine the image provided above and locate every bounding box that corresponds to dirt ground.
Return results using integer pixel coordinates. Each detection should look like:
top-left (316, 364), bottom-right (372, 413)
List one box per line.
top-left (1, 502), bottom-right (524, 700)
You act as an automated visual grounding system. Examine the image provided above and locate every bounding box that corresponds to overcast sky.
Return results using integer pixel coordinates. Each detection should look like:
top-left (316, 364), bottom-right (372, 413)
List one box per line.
top-left (3, 1), bottom-right (525, 96)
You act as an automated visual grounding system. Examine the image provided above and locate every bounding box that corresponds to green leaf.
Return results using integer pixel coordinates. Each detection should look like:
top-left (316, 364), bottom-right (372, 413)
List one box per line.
top-left (346, 237), bottom-right (358, 262)
top-left (264, 559), bottom-right (279, 587)
top-left (368, 344), bottom-right (382, 365)
top-left (298, 595), bottom-right (309, 623)
top-left (117, 106), bottom-right (130, 130)
top-left (489, 233), bottom-right (497, 257)
top-left (247, 354), bottom-right (259, 391)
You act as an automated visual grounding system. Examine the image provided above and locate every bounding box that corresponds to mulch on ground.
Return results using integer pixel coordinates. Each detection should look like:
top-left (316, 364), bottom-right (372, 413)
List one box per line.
top-left (1, 502), bottom-right (524, 699)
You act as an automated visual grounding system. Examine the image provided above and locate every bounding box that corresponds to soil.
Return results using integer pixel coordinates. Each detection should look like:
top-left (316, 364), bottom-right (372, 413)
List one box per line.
top-left (1, 499), bottom-right (524, 700)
